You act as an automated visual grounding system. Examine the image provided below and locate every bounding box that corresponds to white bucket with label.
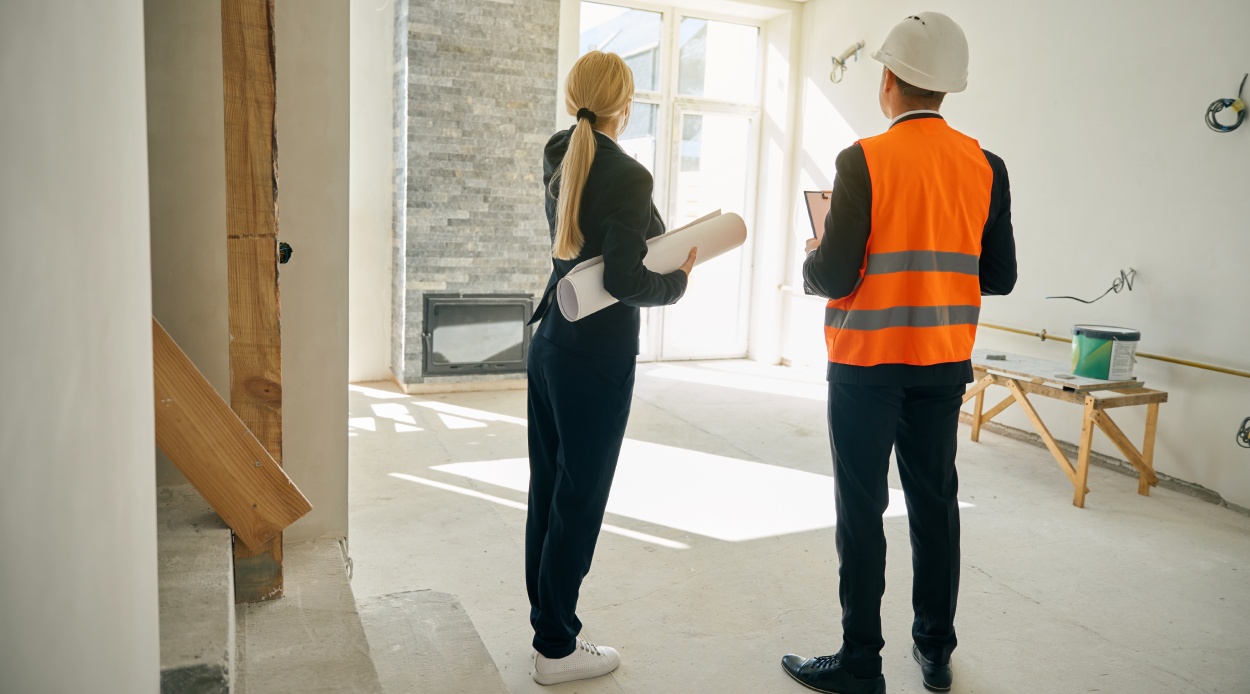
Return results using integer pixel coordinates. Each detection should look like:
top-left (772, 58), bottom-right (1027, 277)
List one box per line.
top-left (1071, 325), bottom-right (1140, 381)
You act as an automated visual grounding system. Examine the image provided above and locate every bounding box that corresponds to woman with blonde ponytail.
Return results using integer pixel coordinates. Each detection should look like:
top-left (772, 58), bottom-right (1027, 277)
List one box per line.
top-left (523, 51), bottom-right (696, 686)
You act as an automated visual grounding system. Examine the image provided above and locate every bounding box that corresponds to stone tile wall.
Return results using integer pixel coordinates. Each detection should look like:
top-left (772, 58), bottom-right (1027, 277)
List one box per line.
top-left (394, 0), bottom-right (559, 384)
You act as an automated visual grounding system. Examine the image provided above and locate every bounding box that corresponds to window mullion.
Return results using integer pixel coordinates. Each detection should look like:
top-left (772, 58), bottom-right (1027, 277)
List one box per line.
top-left (651, 6), bottom-right (675, 222)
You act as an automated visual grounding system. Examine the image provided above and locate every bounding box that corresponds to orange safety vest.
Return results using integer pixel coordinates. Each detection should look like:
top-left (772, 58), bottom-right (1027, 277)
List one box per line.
top-left (825, 118), bottom-right (992, 367)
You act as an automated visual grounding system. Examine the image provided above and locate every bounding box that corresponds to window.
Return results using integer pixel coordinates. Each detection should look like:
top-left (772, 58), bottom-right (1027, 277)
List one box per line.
top-left (579, 2), bottom-right (762, 359)
top-left (580, 4), bottom-right (662, 91)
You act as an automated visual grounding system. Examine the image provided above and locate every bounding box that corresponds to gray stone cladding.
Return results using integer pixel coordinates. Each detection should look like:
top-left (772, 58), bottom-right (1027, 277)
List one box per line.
top-left (394, 0), bottom-right (559, 384)
top-left (391, 0), bottom-right (410, 382)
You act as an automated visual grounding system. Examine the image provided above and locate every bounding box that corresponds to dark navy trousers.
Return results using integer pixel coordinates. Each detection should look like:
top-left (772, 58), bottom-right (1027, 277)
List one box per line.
top-left (828, 382), bottom-right (964, 678)
top-left (525, 335), bottom-right (636, 659)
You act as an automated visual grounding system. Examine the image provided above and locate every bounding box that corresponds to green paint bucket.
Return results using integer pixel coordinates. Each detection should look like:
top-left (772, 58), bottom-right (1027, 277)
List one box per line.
top-left (1071, 325), bottom-right (1140, 381)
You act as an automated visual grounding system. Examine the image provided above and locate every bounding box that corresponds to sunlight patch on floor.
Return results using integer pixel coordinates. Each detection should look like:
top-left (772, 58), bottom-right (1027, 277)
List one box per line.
top-left (389, 472), bottom-right (690, 549)
top-left (430, 440), bottom-right (970, 543)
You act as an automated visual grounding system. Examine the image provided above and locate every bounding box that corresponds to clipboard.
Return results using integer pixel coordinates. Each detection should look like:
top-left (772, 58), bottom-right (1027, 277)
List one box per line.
top-left (803, 190), bottom-right (832, 238)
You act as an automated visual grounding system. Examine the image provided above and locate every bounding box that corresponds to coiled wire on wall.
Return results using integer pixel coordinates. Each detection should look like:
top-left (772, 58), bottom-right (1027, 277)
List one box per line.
top-left (1046, 268), bottom-right (1135, 304)
top-left (1206, 73), bottom-right (1247, 133)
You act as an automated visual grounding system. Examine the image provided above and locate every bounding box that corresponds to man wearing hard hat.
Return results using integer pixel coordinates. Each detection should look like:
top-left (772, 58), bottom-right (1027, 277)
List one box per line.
top-left (782, 12), bottom-right (1017, 694)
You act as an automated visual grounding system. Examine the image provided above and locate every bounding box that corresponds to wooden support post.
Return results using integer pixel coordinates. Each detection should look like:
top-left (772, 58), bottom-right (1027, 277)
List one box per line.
top-left (222, 0), bottom-right (284, 603)
top-left (1074, 396), bottom-right (1097, 508)
top-left (1141, 403), bottom-right (1161, 496)
top-left (971, 386), bottom-right (986, 442)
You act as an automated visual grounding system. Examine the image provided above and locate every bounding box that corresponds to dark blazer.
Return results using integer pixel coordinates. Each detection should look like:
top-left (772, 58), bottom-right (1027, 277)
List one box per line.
top-left (529, 127), bottom-right (687, 356)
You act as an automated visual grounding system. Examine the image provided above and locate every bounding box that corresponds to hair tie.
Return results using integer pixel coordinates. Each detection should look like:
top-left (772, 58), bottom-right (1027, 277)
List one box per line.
top-left (576, 107), bottom-right (597, 125)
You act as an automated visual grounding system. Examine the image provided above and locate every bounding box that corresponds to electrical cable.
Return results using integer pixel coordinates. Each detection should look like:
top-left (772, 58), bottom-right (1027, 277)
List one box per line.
top-left (1046, 268), bottom-right (1136, 304)
top-left (1238, 417), bottom-right (1250, 449)
top-left (1206, 73), bottom-right (1247, 133)
top-left (830, 60), bottom-right (847, 84)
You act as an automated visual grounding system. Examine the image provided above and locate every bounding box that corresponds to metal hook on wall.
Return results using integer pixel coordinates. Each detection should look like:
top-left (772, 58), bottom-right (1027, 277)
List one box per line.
top-left (830, 40), bottom-right (865, 83)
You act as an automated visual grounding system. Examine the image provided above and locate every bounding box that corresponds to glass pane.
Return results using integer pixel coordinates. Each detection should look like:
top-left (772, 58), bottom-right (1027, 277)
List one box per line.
top-left (678, 18), bottom-right (759, 103)
top-left (671, 112), bottom-right (750, 224)
top-left (429, 303), bottom-right (526, 365)
top-left (617, 102), bottom-right (658, 175)
top-left (662, 112), bottom-right (752, 358)
top-left (580, 2), bottom-right (663, 92)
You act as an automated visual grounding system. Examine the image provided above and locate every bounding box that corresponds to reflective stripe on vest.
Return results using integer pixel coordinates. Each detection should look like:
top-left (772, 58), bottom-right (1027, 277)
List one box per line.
top-left (825, 304), bottom-right (981, 332)
top-left (825, 118), bottom-right (992, 367)
top-left (864, 250), bottom-right (980, 276)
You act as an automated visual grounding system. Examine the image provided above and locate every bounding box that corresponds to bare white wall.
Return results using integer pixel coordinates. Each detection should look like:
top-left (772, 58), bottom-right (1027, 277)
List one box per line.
top-left (277, 0), bottom-right (352, 541)
top-left (0, 2), bottom-right (161, 691)
top-left (145, 0), bottom-right (228, 486)
top-left (793, 0), bottom-right (1250, 507)
top-left (349, 0), bottom-right (396, 383)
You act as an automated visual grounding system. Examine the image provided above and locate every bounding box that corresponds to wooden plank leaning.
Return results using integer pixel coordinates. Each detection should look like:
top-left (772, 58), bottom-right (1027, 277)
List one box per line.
top-left (152, 318), bottom-right (312, 550)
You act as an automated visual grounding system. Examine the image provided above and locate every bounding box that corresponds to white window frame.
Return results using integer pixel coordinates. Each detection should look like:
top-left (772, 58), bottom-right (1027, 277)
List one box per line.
top-left (580, 0), bottom-right (767, 360)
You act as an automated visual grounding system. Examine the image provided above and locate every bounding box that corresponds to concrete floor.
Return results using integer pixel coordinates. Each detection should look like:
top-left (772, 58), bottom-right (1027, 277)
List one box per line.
top-left (348, 361), bottom-right (1250, 694)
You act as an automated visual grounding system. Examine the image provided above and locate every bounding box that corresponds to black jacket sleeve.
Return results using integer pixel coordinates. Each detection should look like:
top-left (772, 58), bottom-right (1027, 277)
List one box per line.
top-left (979, 150), bottom-right (1017, 296)
top-left (803, 144), bottom-right (871, 300)
top-left (600, 166), bottom-right (689, 307)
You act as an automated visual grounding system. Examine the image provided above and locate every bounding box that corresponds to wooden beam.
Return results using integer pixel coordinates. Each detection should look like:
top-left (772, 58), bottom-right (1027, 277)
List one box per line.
top-left (1092, 411), bottom-right (1160, 488)
top-left (962, 374), bottom-right (994, 403)
top-left (971, 385), bottom-right (986, 442)
top-left (1005, 380), bottom-right (1083, 490)
top-left (979, 393), bottom-right (1016, 427)
top-left (1091, 389), bottom-right (1169, 411)
top-left (152, 318), bottom-right (312, 549)
top-left (1073, 397), bottom-right (1097, 508)
top-left (222, 0), bottom-right (284, 603)
top-left (1140, 403), bottom-right (1161, 496)
top-left (975, 370), bottom-right (1086, 406)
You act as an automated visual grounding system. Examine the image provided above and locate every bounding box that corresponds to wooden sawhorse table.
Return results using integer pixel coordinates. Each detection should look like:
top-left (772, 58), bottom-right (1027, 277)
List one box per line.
top-left (962, 349), bottom-right (1168, 508)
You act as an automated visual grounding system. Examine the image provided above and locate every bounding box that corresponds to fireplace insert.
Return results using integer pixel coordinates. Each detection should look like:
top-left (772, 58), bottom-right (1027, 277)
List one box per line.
top-left (422, 294), bottom-right (533, 375)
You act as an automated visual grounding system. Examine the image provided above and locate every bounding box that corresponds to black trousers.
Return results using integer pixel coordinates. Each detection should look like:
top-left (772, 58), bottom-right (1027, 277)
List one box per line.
top-left (828, 382), bottom-right (964, 677)
top-left (525, 335), bottom-right (636, 659)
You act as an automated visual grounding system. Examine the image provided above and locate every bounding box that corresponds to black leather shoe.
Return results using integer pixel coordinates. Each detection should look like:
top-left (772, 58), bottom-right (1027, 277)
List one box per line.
top-left (912, 645), bottom-right (952, 692)
top-left (780, 654), bottom-right (886, 694)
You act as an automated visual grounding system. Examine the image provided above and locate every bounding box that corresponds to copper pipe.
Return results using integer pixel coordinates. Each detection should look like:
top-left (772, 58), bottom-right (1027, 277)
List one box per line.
top-left (978, 322), bottom-right (1250, 379)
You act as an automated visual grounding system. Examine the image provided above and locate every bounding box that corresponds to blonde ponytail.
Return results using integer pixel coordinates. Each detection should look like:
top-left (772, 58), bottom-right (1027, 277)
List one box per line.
top-left (552, 120), bottom-right (596, 260)
top-left (551, 51), bottom-right (635, 261)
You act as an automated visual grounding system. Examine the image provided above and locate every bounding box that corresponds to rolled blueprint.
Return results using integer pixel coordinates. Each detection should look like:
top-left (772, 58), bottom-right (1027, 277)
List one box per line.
top-left (556, 210), bottom-right (747, 322)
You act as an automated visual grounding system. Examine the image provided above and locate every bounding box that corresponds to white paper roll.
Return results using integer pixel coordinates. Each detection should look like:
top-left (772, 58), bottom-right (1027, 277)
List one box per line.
top-left (556, 211), bottom-right (748, 322)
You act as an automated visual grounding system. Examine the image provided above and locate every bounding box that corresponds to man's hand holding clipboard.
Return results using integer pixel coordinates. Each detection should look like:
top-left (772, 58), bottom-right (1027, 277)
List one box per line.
top-left (803, 190), bottom-right (831, 253)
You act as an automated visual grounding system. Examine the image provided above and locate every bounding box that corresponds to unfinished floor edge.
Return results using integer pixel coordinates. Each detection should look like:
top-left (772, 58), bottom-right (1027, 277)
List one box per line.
top-left (234, 539), bottom-right (383, 694)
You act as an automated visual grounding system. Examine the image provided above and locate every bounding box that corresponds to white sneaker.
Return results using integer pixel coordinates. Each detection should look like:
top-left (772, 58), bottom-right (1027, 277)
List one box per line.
top-left (532, 638), bottom-right (620, 685)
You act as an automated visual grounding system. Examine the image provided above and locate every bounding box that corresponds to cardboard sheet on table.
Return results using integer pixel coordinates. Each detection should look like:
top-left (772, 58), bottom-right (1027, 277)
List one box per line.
top-left (556, 210), bottom-right (747, 322)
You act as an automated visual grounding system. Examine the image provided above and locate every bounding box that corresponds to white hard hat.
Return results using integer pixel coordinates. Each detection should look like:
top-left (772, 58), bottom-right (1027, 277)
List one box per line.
top-left (872, 12), bottom-right (969, 93)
